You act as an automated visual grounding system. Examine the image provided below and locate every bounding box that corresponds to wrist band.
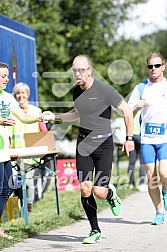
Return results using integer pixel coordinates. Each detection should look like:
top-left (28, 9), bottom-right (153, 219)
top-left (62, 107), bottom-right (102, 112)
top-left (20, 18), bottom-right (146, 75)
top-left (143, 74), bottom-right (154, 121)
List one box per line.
top-left (126, 136), bottom-right (134, 141)
top-left (54, 115), bottom-right (62, 124)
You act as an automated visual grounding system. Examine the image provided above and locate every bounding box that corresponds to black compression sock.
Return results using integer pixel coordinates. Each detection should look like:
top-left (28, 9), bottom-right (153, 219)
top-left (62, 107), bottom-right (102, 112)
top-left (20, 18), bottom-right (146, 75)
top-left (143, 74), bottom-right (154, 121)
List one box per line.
top-left (81, 195), bottom-right (101, 233)
top-left (106, 187), bottom-right (113, 202)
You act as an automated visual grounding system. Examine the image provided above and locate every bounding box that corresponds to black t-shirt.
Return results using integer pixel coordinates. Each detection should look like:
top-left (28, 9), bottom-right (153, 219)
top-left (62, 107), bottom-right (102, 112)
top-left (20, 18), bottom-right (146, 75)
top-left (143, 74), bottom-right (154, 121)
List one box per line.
top-left (73, 79), bottom-right (123, 136)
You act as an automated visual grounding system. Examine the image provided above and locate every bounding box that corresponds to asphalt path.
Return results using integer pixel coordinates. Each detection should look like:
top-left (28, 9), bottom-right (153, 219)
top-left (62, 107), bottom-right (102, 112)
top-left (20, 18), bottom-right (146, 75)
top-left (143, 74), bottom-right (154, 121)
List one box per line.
top-left (3, 190), bottom-right (167, 252)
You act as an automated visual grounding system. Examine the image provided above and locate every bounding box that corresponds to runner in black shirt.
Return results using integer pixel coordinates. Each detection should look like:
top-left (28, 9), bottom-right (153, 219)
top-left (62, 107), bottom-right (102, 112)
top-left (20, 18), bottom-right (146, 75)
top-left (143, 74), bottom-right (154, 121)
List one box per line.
top-left (43, 55), bottom-right (134, 244)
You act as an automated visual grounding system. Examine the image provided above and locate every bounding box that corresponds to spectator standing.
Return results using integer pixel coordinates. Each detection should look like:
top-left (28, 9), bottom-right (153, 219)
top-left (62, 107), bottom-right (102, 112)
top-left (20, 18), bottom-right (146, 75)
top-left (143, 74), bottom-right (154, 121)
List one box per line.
top-left (127, 111), bottom-right (146, 191)
top-left (0, 62), bottom-right (43, 239)
top-left (10, 83), bottom-right (47, 212)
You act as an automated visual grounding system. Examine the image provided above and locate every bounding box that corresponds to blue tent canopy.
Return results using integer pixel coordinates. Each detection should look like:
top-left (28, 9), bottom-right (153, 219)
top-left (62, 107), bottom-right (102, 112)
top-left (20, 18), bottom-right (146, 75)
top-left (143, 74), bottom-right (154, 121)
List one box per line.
top-left (0, 14), bottom-right (38, 105)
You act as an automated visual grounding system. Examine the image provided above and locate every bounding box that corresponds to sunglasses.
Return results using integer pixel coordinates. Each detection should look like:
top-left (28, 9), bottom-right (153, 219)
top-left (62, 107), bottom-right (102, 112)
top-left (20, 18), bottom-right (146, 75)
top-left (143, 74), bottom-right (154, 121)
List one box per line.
top-left (71, 67), bottom-right (90, 74)
top-left (147, 64), bottom-right (162, 70)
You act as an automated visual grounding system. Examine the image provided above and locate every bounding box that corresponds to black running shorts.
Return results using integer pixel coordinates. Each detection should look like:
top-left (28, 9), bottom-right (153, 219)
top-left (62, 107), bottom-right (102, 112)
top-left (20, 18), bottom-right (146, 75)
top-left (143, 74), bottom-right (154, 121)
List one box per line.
top-left (76, 135), bottom-right (114, 187)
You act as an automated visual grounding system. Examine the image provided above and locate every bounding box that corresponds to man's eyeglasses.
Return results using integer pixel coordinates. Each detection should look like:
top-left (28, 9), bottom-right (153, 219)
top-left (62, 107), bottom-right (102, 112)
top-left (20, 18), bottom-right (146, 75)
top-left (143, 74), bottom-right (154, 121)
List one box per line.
top-left (71, 67), bottom-right (90, 74)
top-left (147, 64), bottom-right (162, 70)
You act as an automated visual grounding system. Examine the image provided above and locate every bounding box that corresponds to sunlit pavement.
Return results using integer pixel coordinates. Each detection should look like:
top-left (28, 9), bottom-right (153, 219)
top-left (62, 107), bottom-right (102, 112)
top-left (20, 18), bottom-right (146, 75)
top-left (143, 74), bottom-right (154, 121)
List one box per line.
top-left (3, 190), bottom-right (167, 252)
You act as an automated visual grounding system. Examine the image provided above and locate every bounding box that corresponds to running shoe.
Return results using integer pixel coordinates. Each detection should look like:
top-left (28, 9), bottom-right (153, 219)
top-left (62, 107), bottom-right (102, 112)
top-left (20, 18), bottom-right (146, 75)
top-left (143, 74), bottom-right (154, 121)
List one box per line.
top-left (162, 191), bottom-right (167, 211)
top-left (83, 230), bottom-right (102, 244)
top-left (108, 184), bottom-right (122, 216)
top-left (151, 212), bottom-right (164, 225)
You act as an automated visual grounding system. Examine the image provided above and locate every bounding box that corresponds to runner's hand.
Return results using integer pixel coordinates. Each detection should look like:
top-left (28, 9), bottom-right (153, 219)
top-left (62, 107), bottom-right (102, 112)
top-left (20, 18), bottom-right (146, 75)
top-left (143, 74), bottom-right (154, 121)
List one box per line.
top-left (122, 140), bottom-right (134, 156)
top-left (42, 111), bottom-right (55, 121)
top-left (42, 111), bottom-right (62, 123)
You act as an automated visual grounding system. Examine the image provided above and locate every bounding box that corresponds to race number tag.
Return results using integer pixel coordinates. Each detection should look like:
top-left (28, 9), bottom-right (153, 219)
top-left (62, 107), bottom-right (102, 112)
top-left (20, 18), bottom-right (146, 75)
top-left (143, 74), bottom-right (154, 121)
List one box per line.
top-left (145, 123), bottom-right (165, 135)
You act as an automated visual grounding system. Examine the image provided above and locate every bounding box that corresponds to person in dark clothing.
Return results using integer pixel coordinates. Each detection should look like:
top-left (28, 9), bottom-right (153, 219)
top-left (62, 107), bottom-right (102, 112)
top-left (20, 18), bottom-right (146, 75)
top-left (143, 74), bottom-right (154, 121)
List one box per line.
top-left (127, 112), bottom-right (146, 190)
top-left (43, 55), bottom-right (134, 243)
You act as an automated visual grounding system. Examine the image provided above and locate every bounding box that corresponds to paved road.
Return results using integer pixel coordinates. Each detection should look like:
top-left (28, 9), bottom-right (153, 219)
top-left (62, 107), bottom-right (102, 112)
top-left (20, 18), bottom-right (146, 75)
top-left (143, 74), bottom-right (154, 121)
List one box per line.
top-left (3, 191), bottom-right (167, 252)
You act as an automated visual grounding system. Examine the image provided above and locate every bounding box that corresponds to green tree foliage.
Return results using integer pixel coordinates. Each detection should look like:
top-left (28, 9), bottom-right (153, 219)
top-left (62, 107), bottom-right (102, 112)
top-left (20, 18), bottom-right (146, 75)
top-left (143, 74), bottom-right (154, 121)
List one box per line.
top-left (103, 36), bottom-right (161, 99)
top-left (1, 0), bottom-right (166, 140)
top-left (0, 0), bottom-right (148, 106)
top-left (144, 30), bottom-right (167, 68)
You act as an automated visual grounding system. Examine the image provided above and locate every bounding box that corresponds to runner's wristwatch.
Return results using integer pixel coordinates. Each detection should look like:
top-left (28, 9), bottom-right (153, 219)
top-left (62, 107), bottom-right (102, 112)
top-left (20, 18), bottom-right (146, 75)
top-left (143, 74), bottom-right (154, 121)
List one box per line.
top-left (126, 136), bottom-right (134, 141)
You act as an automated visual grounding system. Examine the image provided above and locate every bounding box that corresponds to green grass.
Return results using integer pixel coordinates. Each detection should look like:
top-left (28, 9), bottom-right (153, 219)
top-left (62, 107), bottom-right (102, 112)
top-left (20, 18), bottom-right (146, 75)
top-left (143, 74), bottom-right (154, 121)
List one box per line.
top-left (0, 167), bottom-right (138, 250)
